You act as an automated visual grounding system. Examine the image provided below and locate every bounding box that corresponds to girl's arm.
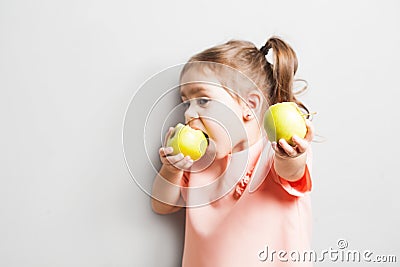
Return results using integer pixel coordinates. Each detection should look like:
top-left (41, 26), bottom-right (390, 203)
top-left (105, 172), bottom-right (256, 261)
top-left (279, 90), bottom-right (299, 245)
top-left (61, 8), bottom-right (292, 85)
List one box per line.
top-left (271, 120), bottom-right (314, 182)
top-left (151, 127), bottom-right (194, 214)
top-left (151, 163), bottom-right (184, 214)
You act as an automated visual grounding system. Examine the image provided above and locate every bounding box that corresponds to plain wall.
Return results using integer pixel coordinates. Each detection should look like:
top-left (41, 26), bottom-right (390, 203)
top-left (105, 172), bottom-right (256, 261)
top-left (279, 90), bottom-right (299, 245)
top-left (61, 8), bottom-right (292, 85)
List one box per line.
top-left (1, 0), bottom-right (399, 266)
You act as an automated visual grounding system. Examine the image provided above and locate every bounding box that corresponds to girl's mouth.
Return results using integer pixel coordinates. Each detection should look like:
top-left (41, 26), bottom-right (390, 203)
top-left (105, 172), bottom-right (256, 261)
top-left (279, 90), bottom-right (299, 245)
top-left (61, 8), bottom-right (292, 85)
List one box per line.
top-left (187, 123), bottom-right (209, 146)
top-left (202, 131), bottom-right (209, 146)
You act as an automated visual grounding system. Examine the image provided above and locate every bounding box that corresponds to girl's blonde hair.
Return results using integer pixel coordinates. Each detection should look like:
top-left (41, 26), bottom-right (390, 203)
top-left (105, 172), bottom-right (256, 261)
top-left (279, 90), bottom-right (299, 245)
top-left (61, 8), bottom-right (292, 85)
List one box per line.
top-left (181, 36), bottom-right (309, 114)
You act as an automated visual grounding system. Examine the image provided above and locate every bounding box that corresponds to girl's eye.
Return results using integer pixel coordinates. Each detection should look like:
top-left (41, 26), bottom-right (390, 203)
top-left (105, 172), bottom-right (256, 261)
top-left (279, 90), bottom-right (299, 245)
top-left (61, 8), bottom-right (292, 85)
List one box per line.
top-left (182, 100), bottom-right (190, 109)
top-left (197, 98), bottom-right (210, 107)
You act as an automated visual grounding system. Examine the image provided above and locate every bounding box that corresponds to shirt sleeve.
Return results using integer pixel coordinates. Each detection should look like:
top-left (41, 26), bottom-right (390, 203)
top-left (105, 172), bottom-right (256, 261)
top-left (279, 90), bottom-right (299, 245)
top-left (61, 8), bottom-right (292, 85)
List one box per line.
top-left (273, 147), bottom-right (313, 197)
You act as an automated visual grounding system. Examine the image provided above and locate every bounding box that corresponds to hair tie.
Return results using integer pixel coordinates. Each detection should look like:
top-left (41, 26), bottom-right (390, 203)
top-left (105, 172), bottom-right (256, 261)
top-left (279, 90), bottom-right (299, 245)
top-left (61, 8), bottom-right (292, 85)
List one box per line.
top-left (260, 44), bottom-right (271, 56)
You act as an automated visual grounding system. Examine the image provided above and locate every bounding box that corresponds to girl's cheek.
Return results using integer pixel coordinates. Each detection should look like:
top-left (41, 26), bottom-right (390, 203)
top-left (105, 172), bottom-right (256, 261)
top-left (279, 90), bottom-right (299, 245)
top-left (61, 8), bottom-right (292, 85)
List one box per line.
top-left (207, 134), bottom-right (232, 159)
top-left (203, 120), bottom-right (233, 157)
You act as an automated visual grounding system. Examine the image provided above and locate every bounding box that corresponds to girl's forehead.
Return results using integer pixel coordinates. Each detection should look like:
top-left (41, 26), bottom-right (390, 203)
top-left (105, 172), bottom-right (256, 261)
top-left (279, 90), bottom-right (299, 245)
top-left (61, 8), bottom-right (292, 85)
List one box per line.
top-left (180, 65), bottom-right (253, 96)
top-left (180, 67), bottom-right (222, 86)
top-left (180, 68), bottom-right (223, 96)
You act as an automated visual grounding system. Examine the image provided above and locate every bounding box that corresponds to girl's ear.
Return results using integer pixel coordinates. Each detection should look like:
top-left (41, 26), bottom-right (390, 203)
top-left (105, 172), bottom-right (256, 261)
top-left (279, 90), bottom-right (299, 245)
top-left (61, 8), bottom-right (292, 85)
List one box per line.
top-left (242, 90), bottom-right (262, 120)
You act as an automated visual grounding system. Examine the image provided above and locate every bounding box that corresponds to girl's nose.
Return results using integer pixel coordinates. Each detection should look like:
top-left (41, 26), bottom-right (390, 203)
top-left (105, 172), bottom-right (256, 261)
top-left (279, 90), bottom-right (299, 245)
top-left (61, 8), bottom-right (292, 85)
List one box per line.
top-left (184, 102), bottom-right (199, 122)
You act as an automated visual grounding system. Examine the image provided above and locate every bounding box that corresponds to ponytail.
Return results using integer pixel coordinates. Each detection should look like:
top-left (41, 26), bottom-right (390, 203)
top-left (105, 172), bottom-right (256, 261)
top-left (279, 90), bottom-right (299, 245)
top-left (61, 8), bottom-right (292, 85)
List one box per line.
top-left (261, 37), bottom-right (309, 114)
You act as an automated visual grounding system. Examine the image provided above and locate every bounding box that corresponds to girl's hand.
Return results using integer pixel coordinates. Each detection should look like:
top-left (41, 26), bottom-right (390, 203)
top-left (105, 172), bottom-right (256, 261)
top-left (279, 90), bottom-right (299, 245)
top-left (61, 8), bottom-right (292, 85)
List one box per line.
top-left (271, 120), bottom-right (314, 159)
top-left (159, 127), bottom-right (194, 172)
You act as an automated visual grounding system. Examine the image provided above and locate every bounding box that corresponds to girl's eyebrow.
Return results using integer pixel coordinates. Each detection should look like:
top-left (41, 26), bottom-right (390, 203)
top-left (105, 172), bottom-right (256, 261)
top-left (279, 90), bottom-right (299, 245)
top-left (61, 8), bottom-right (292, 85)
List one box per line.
top-left (180, 86), bottom-right (207, 97)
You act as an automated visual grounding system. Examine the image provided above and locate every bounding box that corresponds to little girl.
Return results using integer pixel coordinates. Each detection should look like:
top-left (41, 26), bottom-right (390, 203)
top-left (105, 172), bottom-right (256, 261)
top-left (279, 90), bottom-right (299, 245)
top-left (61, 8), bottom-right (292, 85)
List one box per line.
top-left (151, 36), bottom-right (315, 267)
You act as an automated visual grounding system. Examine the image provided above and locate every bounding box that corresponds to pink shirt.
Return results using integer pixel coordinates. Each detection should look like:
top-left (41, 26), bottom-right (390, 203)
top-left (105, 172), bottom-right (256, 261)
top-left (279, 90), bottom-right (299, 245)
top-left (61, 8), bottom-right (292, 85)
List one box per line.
top-left (181, 138), bottom-right (313, 267)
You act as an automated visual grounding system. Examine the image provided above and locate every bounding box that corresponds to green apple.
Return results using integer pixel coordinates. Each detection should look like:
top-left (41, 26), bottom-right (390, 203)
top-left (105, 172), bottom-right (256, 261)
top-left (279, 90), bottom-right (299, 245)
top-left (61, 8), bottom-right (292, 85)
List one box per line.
top-left (166, 123), bottom-right (208, 161)
top-left (263, 102), bottom-right (307, 146)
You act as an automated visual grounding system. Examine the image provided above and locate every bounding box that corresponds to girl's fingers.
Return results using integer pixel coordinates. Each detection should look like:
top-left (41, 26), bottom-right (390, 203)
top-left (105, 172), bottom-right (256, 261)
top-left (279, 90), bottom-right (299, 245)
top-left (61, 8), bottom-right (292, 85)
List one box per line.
top-left (272, 139), bottom-right (299, 158)
top-left (160, 125), bottom-right (194, 169)
top-left (278, 139), bottom-right (297, 157)
top-left (271, 142), bottom-right (283, 155)
top-left (159, 147), bottom-right (173, 157)
top-left (169, 155), bottom-right (193, 170)
top-left (166, 153), bottom-right (185, 165)
top-left (163, 127), bottom-right (175, 147)
top-left (291, 120), bottom-right (314, 153)
top-left (292, 135), bottom-right (308, 153)
top-left (272, 141), bottom-right (290, 158)
top-left (272, 121), bottom-right (315, 158)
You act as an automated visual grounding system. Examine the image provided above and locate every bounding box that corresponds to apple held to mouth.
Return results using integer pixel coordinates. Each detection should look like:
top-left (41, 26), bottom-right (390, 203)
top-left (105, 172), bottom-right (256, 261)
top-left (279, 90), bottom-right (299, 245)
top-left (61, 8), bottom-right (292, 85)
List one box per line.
top-left (263, 102), bottom-right (307, 146)
top-left (166, 123), bottom-right (208, 161)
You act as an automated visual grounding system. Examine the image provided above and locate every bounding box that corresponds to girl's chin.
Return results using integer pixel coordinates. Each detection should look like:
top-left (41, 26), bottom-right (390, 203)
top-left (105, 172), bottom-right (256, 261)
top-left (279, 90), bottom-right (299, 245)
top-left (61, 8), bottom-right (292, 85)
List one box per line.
top-left (191, 139), bottom-right (231, 172)
top-left (204, 138), bottom-right (216, 156)
top-left (190, 139), bottom-right (218, 172)
top-left (205, 138), bottom-right (230, 159)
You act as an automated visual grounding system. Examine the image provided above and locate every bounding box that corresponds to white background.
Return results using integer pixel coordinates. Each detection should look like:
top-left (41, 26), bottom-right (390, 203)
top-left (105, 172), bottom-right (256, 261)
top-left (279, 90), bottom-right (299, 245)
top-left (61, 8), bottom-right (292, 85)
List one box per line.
top-left (1, 0), bottom-right (399, 266)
